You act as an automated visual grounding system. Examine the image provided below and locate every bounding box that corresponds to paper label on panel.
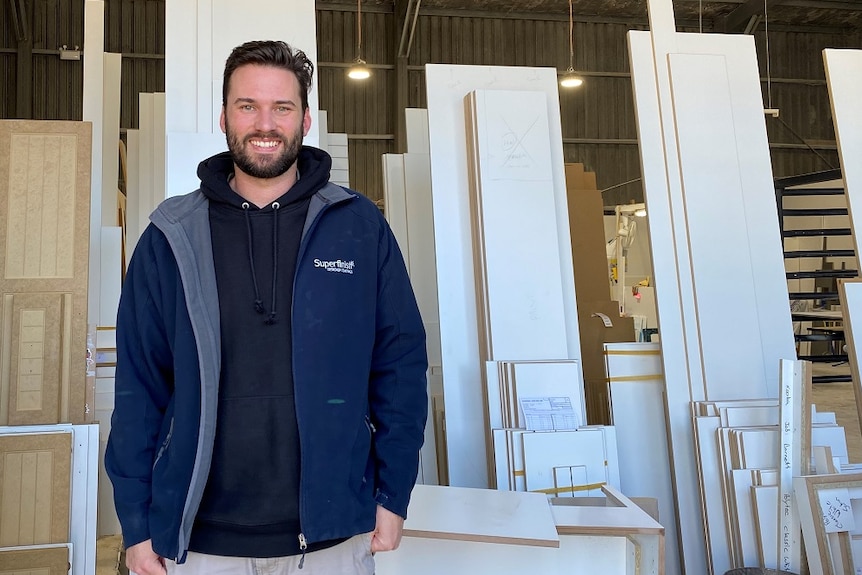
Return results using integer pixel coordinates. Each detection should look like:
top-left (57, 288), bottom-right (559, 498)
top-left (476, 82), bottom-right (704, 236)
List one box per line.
top-left (519, 397), bottom-right (578, 431)
top-left (819, 488), bottom-right (856, 533)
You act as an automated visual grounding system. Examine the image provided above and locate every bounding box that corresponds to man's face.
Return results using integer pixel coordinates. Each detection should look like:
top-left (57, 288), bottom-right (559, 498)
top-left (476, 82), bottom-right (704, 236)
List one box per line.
top-left (220, 64), bottom-right (312, 180)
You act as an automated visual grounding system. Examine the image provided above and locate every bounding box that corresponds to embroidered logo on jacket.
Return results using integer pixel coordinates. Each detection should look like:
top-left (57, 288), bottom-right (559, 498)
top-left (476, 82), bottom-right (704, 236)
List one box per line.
top-left (313, 258), bottom-right (355, 275)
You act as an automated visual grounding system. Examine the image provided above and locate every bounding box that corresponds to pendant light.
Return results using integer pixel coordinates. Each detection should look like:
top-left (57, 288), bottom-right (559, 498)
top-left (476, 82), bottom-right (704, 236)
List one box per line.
top-left (348, 0), bottom-right (371, 80)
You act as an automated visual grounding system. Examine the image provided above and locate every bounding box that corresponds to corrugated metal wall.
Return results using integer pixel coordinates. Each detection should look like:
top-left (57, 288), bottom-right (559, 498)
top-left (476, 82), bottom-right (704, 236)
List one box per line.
top-left (104, 0), bottom-right (165, 130)
top-left (0, 2), bottom-right (860, 206)
top-left (318, 8), bottom-right (396, 201)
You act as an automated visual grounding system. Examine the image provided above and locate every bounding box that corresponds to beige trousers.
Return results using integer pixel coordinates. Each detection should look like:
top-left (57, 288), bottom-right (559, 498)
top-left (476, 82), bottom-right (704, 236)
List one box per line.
top-left (166, 533), bottom-right (375, 575)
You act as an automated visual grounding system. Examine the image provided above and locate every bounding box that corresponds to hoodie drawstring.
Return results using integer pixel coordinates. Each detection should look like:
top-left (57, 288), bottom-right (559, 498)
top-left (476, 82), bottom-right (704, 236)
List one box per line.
top-left (242, 201), bottom-right (281, 325)
top-left (242, 202), bottom-right (266, 316)
top-left (266, 202), bottom-right (280, 325)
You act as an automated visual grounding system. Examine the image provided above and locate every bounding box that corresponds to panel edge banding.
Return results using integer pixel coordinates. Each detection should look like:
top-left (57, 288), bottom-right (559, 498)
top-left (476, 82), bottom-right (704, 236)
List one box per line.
top-left (60, 293), bottom-right (72, 422)
top-left (0, 293), bottom-right (12, 425)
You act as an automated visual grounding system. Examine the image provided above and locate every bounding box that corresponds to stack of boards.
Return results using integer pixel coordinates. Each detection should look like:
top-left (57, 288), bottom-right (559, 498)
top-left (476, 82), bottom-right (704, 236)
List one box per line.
top-left (692, 398), bottom-right (851, 572)
top-left (485, 359), bottom-right (620, 497)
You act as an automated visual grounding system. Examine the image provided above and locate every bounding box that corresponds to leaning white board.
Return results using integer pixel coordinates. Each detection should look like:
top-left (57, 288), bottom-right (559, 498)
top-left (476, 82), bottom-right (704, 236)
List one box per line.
top-left (627, 19), bottom-right (795, 575)
top-left (466, 90), bottom-right (569, 361)
top-left (425, 65), bottom-right (582, 488)
top-left (824, 50), bottom-right (862, 259)
top-left (606, 342), bottom-right (680, 575)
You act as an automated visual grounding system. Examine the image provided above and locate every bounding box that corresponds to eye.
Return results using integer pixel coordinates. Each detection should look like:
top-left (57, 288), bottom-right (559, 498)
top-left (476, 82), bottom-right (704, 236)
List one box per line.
top-left (240, 104), bottom-right (255, 111)
top-left (275, 106), bottom-right (290, 114)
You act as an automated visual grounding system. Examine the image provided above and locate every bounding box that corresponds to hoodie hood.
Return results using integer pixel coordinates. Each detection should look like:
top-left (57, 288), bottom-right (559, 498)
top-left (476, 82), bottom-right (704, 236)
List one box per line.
top-left (197, 145), bottom-right (335, 326)
top-left (197, 145), bottom-right (333, 210)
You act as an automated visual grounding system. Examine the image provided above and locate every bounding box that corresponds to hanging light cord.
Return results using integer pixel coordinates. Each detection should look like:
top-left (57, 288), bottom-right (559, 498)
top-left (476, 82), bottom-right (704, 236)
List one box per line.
top-left (699, 0), bottom-right (703, 33)
top-left (764, 0), bottom-right (773, 109)
top-left (568, 0), bottom-right (574, 71)
top-left (356, 0), bottom-right (363, 62)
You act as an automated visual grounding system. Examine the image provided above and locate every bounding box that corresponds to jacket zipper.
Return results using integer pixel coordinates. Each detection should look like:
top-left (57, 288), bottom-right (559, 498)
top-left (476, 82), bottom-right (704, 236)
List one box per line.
top-left (298, 533), bottom-right (308, 569)
top-left (292, 193), bottom-right (352, 554)
top-left (152, 418), bottom-right (174, 470)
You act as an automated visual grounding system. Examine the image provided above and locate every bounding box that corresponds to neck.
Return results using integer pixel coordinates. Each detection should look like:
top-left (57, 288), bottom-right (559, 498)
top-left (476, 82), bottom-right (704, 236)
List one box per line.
top-left (230, 164), bottom-right (298, 208)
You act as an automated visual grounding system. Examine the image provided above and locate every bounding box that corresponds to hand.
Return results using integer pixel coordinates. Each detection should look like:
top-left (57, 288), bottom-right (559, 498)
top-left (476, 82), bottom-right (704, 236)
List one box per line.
top-left (125, 539), bottom-right (166, 575)
top-left (370, 505), bottom-right (404, 553)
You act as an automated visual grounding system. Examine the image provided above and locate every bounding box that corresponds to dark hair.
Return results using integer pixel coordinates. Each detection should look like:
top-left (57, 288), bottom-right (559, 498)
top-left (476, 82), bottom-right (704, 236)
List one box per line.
top-left (222, 40), bottom-right (314, 111)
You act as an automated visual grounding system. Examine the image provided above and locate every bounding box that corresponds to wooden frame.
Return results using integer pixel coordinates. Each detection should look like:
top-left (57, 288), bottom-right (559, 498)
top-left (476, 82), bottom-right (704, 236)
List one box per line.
top-left (0, 424), bottom-right (98, 575)
top-left (793, 472), bottom-right (862, 575)
top-left (0, 544), bottom-right (71, 575)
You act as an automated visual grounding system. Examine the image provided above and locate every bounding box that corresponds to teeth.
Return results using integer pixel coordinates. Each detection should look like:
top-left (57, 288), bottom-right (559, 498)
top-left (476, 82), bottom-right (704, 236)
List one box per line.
top-left (251, 140), bottom-right (279, 148)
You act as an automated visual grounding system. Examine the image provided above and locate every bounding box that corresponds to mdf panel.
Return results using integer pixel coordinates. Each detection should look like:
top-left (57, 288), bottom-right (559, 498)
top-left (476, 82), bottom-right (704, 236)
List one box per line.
top-left (824, 50), bottom-right (862, 260)
top-left (166, 0), bottom-right (319, 142)
top-left (466, 90), bottom-right (568, 361)
top-left (0, 545), bottom-right (71, 575)
top-left (0, 424), bottom-right (99, 575)
top-left (668, 53), bottom-right (769, 398)
top-left (382, 154), bottom-right (408, 260)
top-left (3, 294), bottom-right (64, 426)
top-left (605, 342), bottom-right (680, 575)
top-left (0, 433), bottom-right (72, 546)
top-left (426, 65), bottom-right (582, 487)
top-left (628, 32), bottom-right (708, 574)
top-left (0, 121), bottom-right (92, 425)
top-left (5, 135), bottom-right (78, 280)
top-left (628, 22), bottom-right (795, 574)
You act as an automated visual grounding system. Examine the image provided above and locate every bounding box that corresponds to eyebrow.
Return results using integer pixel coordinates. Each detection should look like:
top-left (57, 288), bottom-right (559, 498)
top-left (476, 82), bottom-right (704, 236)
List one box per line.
top-left (232, 97), bottom-right (297, 106)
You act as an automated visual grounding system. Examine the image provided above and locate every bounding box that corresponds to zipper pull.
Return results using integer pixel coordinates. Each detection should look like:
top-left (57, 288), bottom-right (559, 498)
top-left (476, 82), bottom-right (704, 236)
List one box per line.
top-left (298, 533), bottom-right (308, 569)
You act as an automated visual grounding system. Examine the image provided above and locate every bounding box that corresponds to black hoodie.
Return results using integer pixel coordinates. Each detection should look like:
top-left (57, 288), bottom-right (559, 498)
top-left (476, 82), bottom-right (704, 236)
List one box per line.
top-left (188, 146), bottom-right (345, 557)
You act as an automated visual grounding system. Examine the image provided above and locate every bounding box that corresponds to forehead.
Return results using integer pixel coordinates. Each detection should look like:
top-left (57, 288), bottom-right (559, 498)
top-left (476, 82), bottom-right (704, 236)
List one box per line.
top-left (226, 64), bottom-right (301, 102)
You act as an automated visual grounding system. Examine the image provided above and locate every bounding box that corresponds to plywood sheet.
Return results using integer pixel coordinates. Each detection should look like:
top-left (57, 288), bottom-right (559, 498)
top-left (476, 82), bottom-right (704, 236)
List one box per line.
top-left (0, 432), bottom-right (72, 546)
top-left (0, 544), bottom-right (71, 575)
top-left (0, 121), bottom-right (92, 425)
top-left (426, 65), bottom-right (581, 487)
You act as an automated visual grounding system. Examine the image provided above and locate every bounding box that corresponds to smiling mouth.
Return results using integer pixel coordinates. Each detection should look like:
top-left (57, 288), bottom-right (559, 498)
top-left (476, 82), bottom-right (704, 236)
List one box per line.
top-left (248, 138), bottom-right (282, 151)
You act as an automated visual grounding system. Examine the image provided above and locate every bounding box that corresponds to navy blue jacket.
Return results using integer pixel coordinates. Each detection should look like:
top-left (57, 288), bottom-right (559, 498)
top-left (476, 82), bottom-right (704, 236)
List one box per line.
top-left (105, 180), bottom-right (428, 562)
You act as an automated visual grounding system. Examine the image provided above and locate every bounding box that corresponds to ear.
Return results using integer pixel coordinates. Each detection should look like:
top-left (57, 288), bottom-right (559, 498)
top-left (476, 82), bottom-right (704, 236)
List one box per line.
top-left (219, 107), bottom-right (226, 133)
top-left (302, 107), bottom-right (312, 137)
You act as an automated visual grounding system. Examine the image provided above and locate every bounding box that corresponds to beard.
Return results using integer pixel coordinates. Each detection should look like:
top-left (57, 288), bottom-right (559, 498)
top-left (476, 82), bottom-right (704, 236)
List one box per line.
top-left (225, 118), bottom-right (304, 180)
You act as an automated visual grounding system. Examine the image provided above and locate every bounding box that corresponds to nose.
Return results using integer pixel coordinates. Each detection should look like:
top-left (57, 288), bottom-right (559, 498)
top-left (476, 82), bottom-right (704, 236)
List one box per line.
top-left (255, 109), bottom-right (276, 132)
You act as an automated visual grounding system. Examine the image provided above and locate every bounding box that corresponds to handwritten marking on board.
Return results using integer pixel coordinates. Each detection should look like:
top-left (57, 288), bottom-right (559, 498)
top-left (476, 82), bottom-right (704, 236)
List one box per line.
top-left (818, 488), bottom-right (855, 533)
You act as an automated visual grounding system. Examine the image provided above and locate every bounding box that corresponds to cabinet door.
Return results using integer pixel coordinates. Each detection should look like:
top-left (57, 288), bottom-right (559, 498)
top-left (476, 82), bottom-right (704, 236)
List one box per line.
top-left (0, 432), bottom-right (72, 546)
top-left (0, 120), bottom-right (92, 425)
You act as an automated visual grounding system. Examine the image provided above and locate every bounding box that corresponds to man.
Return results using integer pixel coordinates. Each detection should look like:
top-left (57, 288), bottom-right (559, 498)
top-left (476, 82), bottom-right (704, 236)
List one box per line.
top-left (106, 40), bottom-right (428, 575)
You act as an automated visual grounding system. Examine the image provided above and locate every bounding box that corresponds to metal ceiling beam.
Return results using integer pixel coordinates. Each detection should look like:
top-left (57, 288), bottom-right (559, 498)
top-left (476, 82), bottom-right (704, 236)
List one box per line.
top-left (716, 0), bottom-right (782, 33)
top-left (8, 0), bottom-right (27, 41)
top-left (680, 0), bottom-right (862, 9)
